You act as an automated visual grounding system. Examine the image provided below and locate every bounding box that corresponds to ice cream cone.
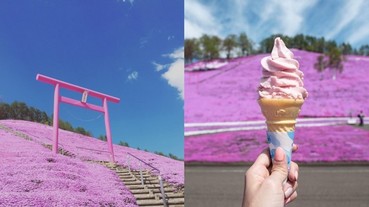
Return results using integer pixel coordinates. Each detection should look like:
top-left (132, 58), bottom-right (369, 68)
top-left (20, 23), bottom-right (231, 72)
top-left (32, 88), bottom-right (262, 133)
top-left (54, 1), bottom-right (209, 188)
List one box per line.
top-left (258, 98), bottom-right (304, 167)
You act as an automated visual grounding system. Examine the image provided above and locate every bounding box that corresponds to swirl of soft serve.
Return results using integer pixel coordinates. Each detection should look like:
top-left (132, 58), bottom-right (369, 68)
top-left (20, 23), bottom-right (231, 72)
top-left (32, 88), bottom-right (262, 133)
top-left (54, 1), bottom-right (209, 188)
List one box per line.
top-left (258, 37), bottom-right (308, 99)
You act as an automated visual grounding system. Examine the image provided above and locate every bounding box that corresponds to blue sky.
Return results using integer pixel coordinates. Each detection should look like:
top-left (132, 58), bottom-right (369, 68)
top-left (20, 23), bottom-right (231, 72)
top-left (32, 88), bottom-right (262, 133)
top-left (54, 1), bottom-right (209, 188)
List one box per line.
top-left (0, 0), bottom-right (184, 158)
top-left (185, 0), bottom-right (369, 48)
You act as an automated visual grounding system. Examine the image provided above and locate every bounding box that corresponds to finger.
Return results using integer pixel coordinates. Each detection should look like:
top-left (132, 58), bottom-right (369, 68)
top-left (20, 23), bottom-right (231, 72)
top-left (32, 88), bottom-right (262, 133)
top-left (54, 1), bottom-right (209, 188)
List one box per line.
top-left (292, 144), bottom-right (298, 152)
top-left (288, 161), bottom-right (299, 182)
top-left (270, 147), bottom-right (288, 184)
top-left (283, 180), bottom-right (298, 198)
top-left (253, 148), bottom-right (271, 168)
top-left (285, 191), bottom-right (298, 205)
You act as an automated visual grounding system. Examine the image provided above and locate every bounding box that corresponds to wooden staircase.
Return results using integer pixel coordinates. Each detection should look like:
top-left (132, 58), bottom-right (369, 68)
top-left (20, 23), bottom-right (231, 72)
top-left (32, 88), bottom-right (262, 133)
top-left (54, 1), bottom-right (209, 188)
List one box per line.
top-left (102, 162), bottom-right (184, 207)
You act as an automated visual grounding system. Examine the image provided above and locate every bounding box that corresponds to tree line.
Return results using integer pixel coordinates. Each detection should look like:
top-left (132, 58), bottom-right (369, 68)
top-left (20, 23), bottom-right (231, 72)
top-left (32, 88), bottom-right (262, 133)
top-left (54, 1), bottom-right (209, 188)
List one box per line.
top-left (185, 33), bottom-right (369, 63)
top-left (0, 101), bottom-right (92, 136)
top-left (185, 33), bottom-right (369, 79)
top-left (185, 32), bottom-right (254, 63)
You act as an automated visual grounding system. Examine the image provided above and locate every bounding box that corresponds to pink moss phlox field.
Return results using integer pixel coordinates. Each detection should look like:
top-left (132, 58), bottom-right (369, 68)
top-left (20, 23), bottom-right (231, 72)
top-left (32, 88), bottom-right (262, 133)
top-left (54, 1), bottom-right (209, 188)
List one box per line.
top-left (0, 127), bottom-right (137, 207)
top-left (185, 125), bottom-right (369, 163)
top-left (185, 50), bottom-right (369, 123)
top-left (0, 120), bottom-right (183, 187)
top-left (185, 50), bottom-right (369, 163)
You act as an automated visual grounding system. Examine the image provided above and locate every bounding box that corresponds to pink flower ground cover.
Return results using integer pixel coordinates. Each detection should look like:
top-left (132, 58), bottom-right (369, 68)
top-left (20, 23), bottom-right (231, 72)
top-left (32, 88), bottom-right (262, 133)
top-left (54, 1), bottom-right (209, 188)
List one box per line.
top-left (185, 50), bottom-right (369, 163)
top-left (185, 125), bottom-right (369, 163)
top-left (185, 50), bottom-right (369, 123)
top-left (0, 126), bottom-right (137, 207)
top-left (0, 120), bottom-right (184, 187)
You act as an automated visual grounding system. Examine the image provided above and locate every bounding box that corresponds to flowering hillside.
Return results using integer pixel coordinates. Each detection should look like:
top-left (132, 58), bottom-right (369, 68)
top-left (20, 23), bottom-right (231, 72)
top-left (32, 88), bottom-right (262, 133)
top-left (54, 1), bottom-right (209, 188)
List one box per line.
top-left (0, 124), bottom-right (136, 206)
top-left (185, 50), bottom-right (369, 123)
top-left (185, 50), bottom-right (369, 163)
top-left (0, 120), bottom-right (184, 206)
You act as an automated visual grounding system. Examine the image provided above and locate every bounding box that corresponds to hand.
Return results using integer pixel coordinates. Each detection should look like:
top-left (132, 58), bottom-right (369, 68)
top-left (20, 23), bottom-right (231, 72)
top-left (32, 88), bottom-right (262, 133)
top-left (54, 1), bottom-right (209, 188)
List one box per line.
top-left (242, 145), bottom-right (299, 207)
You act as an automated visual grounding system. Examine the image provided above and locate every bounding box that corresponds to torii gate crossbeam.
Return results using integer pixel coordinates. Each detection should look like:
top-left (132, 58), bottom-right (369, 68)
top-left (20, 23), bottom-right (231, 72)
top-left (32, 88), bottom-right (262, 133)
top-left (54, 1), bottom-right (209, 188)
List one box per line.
top-left (36, 74), bottom-right (120, 162)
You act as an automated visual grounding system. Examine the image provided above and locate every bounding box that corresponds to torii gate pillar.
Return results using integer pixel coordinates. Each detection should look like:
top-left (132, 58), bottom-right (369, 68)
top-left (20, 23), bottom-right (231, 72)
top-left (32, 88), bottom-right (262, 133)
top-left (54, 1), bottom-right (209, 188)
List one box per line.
top-left (37, 74), bottom-right (120, 163)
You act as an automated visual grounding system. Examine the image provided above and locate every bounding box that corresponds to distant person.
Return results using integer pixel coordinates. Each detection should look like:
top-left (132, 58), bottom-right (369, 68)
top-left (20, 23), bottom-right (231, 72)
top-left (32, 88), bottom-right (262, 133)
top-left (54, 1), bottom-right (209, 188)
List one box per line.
top-left (358, 111), bottom-right (365, 126)
top-left (242, 147), bottom-right (299, 207)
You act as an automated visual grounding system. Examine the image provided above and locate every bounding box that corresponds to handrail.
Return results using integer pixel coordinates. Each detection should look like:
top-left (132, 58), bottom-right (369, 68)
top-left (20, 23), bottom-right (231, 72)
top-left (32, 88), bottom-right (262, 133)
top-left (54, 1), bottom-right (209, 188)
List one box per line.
top-left (126, 152), bottom-right (160, 173)
top-left (126, 152), bottom-right (168, 207)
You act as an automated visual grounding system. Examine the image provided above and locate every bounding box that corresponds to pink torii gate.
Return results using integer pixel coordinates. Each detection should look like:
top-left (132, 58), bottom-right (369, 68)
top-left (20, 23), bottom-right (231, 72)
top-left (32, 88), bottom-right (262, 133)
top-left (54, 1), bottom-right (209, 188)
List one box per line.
top-left (36, 74), bottom-right (120, 162)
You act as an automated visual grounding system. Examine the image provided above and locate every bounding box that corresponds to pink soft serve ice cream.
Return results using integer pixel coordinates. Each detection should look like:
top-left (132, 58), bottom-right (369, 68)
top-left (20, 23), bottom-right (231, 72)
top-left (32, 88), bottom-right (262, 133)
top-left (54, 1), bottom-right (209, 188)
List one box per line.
top-left (259, 37), bottom-right (308, 99)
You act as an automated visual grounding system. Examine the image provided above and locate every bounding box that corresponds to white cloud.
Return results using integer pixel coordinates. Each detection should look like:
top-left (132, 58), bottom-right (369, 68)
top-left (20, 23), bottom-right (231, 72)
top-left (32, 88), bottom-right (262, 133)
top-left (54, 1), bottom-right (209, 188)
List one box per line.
top-left (121, 0), bottom-right (134, 5)
top-left (270, 0), bottom-right (318, 36)
top-left (348, 26), bottom-right (369, 46)
top-left (127, 71), bottom-right (138, 81)
top-left (185, 0), bottom-right (369, 48)
top-left (185, 0), bottom-right (317, 41)
top-left (139, 37), bottom-right (149, 48)
top-left (155, 47), bottom-right (184, 99)
top-left (326, 0), bottom-right (364, 39)
top-left (164, 47), bottom-right (184, 59)
top-left (185, 0), bottom-right (220, 38)
top-left (162, 56), bottom-right (184, 99)
top-left (152, 62), bottom-right (167, 71)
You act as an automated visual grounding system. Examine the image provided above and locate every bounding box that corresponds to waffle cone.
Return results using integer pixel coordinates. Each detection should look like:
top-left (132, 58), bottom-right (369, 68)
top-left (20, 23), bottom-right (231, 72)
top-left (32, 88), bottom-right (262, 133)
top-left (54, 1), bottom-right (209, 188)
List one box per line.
top-left (258, 98), bottom-right (304, 132)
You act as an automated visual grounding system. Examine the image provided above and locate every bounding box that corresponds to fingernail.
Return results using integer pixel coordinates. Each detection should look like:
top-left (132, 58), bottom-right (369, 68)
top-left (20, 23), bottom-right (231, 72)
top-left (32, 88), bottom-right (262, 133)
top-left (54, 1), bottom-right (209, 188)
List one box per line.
top-left (295, 171), bottom-right (298, 180)
top-left (284, 187), bottom-right (293, 198)
top-left (275, 147), bottom-right (284, 161)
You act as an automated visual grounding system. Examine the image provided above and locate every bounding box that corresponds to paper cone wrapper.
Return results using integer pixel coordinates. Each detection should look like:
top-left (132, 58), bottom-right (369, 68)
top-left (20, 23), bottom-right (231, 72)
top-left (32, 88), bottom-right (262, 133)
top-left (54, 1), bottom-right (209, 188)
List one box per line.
top-left (258, 98), bottom-right (304, 167)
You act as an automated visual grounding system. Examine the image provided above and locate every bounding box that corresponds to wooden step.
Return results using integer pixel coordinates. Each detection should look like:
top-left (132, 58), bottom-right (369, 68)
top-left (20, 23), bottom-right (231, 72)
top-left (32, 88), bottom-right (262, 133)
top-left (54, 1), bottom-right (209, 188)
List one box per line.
top-left (127, 184), bottom-right (145, 190)
top-left (134, 194), bottom-right (155, 200)
top-left (143, 180), bottom-right (160, 184)
top-left (123, 180), bottom-right (142, 185)
top-left (142, 177), bottom-right (158, 181)
top-left (157, 193), bottom-right (184, 199)
top-left (120, 177), bottom-right (136, 182)
top-left (167, 198), bottom-right (185, 205)
top-left (151, 187), bottom-right (175, 193)
top-left (131, 189), bottom-right (150, 194)
top-left (145, 184), bottom-right (170, 189)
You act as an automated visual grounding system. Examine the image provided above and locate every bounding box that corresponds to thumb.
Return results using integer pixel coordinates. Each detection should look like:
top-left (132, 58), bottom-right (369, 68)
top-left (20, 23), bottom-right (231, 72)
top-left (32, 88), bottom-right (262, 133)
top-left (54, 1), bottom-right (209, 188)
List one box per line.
top-left (270, 147), bottom-right (288, 184)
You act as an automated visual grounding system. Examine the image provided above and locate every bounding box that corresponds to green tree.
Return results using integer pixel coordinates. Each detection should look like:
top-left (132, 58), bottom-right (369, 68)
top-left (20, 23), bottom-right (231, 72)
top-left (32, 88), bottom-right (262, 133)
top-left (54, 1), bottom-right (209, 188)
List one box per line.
top-left (0, 102), bottom-right (10, 119)
top-left (326, 46), bottom-right (344, 80)
top-left (40, 112), bottom-right (49, 124)
top-left (59, 120), bottom-right (74, 132)
top-left (340, 43), bottom-right (353, 55)
top-left (185, 38), bottom-right (201, 63)
top-left (74, 127), bottom-right (91, 136)
top-left (118, 140), bottom-right (129, 147)
top-left (238, 32), bottom-right (253, 56)
top-left (98, 135), bottom-right (107, 141)
top-left (314, 55), bottom-right (327, 73)
top-left (223, 34), bottom-right (237, 59)
top-left (293, 34), bottom-right (307, 50)
top-left (200, 34), bottom-right (221, 60)
top-left (359, 45), bottom-right (369, 56)
top-left (154, 151), bottom-right (165, 157)
top-left (315, 37), bottom-right (325, 53)
top-left (168, 153), bottom-right (180, 160)
top-left (10, 102), bottom-right (29, 120)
